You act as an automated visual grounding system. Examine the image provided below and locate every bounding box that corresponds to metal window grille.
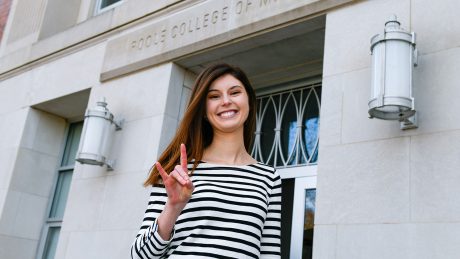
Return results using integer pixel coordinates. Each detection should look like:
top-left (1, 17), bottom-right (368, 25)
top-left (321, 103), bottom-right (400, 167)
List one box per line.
top-left (251, 83), bottom-right (321, 168)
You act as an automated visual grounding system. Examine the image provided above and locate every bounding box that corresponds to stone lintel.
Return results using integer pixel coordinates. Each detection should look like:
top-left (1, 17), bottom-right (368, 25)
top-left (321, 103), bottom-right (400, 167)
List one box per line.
top-left (100, 0), bottom-right (354, 81)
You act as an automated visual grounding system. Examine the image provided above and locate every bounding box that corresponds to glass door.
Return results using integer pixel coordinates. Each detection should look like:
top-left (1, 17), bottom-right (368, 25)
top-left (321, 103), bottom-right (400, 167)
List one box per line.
top-left (290, 176), bottom-right (316, 258)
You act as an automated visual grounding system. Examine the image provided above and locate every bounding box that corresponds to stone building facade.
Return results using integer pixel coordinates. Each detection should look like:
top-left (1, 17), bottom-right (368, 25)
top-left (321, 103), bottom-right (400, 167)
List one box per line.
top-left (0, 0), bottom-right (459, 258)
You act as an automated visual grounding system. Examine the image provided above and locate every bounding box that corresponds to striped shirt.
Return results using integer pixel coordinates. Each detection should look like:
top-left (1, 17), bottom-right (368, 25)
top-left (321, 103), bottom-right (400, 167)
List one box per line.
top-left (131, 162), bottom-right (281, 259)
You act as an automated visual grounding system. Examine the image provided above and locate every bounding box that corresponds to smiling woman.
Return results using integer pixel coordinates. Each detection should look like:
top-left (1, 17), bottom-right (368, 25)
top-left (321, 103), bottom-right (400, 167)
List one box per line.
top-left (131, 63), bottom-right (281, 259)
top-left (205, 74), bottom-right (250, 140)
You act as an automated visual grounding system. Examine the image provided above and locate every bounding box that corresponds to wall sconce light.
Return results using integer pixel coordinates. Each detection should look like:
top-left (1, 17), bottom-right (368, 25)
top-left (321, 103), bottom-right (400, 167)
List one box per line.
top-left (76, 97), bottom-right (123, 170)
top-left (369, 15), bottom-right (418, 130)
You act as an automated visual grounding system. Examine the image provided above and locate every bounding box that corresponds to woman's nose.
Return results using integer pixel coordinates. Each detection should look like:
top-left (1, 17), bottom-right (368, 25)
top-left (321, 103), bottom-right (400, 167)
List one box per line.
top-left (222, 94), bottom-right (232, 105)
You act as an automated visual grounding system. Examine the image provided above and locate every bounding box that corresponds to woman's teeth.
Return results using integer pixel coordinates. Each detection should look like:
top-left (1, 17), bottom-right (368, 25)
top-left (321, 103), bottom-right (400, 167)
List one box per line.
top-left (219, 111), bottom-right (236, 118)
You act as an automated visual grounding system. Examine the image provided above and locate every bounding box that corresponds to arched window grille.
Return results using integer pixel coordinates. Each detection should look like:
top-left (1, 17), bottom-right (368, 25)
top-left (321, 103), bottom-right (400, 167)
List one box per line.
top-left (251, 82), bottom-right (321, 168)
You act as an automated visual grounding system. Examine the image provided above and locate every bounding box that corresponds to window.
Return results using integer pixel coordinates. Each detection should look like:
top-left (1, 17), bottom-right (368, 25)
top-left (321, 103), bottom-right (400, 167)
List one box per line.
top-left (251, 81), bottom-right (321, 168)
top-left (38, 122), bottom-right (83, 259)
top-left (95, 0), bottom-right (122, 14)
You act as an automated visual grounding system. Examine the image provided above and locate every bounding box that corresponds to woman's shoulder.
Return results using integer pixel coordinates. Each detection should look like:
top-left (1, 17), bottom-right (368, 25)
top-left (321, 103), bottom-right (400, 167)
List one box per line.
top-left (247, 162), bottom-right (276, 172)
top-left (246, 162), bottom-right (280, 180)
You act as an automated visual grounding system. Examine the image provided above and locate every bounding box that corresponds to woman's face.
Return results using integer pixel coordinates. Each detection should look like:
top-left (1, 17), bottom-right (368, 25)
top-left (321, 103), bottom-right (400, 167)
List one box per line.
top-left (205, 74), bottom-right (250, 135)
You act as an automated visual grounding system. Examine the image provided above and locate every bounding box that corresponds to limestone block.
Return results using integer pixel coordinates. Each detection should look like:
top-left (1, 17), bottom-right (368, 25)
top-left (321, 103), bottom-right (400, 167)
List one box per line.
top-left (31, 14), bottom-right (111, 63)
top-left (164, 63), bottom-right (187, 119)
top-left (110, 115), bottom-right (164, 173)
top-left (0, 189), bottom-right (7, 215)
top-left (5, 0), bottom-right (46, 44)
top-left (318, 74), bottom-right (344, 147)
top-left (315, 137), bottom-right (410, 224)
top-left (110, 0), bottom-right (179, 28)
top-left (72, 161), bottom-right (108, 180)
top-left (158, 114), bottom-right (179, 155)
top-left (0, 235), bottom-right (37, 259)
top-left (410, 130), bottom-right (460, 222)
top-left (9, 148), bottom-right (59, 197)
top-left (0, 147), bottom-right (18, 190)
top-left (10, 192), bottom-right (48, 240)
top-left (183, 69), bottom-right (197, 89)
top-left (178, 86), bottom-right (191, 119)
top-left (0, 74), bottom-right (30, 115)
top-left (411, 0), bottom-right (460, 54)
top-left (412, 47), bottom-right (460, 135)
top-left (61, 177), bottom-right (106, 232)
top-left (312, 225), bottom-right (337, 259)
top-left (64, 230), bottom-right (135, 259)
top-left (22, 110), bottom-right (66, 156)
top-left (336, 223), bottom-right (412, 259)
top-left (29, 43), bottom-right (105, 106)
top-left (323, 0), bottom-right (410, 77)
top-left (0, 45), bottom-right (31, 76)
top-left (98, 172), bottom-right (151, 231)
top-left (38, 0), bottom-right (82, 40)
top-left (90, 63), bottom-right (172, 123)
top-left (411, 222), bottom-right (460, 259)
top-left (18, 108), bottom-right (40, 150)
top-left (0, 108), bottom-right (28, 149)
top-left (0, 191), bottom-right (48, 240)
top-left (0, 190), bottom-right (20, 235)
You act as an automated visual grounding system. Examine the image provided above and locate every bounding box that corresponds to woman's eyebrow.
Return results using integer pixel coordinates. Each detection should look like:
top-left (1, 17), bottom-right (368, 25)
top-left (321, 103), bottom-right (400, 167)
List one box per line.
top-left (208, 85), bottom-right (243, 93)
top-left (208, 85), bottom-right (242, 92)
top-left (229, 85), bottom-right (242, 90)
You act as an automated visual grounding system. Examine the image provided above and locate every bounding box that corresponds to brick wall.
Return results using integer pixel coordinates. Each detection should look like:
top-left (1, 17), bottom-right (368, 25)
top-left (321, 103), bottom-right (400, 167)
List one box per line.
top-left (0, 0), bottom-right (12, 42)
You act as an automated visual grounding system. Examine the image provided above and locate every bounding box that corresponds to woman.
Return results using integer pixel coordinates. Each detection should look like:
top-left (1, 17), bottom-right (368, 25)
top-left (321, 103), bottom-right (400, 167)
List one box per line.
top-left (131, 63), bottom-right (281, 259)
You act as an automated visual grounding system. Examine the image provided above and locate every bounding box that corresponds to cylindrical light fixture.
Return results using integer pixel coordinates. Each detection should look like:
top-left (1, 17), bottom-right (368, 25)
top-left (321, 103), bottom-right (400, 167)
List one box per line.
top-left (76, 97), bottom-right (122, 170)
top-left (369, 15), bottom-right (418, 127)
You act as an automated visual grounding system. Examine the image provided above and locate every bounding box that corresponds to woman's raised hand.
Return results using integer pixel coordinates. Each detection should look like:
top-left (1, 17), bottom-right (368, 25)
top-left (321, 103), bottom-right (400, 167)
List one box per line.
top-left (155, 144), bottom-right (194, 208)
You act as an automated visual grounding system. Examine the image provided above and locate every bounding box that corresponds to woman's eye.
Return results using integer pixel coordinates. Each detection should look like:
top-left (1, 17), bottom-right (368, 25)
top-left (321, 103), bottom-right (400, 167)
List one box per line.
top-left (231, 91), bottom-right (241, 96)
top-left (209, 95), bottom-right (219, 99)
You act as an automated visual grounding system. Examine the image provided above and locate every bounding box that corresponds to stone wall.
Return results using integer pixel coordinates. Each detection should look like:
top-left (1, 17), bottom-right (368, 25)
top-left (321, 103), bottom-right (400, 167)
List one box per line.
top-left (314, 0), bottom-right (460, 258)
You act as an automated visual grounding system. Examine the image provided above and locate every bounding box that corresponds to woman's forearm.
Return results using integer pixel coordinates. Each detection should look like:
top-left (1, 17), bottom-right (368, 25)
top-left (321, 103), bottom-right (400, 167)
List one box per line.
top-left (156, 202), bottom-right (185, 240)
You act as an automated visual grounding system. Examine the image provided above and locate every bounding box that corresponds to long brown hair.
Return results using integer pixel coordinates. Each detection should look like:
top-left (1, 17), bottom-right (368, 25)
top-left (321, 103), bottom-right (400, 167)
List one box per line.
top-left (144, 63), bottom-right (257, 186)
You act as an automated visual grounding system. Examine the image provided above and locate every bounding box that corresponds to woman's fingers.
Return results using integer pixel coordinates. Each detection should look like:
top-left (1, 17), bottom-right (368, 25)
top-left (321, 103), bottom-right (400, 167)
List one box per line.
top-left (156, 162), bottom-right (192, 187)
top-left (174, 165), bottom-right (190, 183)
top-left (180, 143), bottom-right (188, 172)
top-left (156, 143), bottom-right (193, 197)
top-left (170, 169), bottom-right (187, 185)
top-left (156, 162), bottom-right (168, 182)
top-left (185, 179), bottom-right (194, 190)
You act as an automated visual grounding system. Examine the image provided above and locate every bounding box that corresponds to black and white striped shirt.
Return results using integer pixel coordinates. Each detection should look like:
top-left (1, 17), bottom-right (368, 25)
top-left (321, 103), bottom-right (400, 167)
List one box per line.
top-left (131, 162), bottom-right (281, 258)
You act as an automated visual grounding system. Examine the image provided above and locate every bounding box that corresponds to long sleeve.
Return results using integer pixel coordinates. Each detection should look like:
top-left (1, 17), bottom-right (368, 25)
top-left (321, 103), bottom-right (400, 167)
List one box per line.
top-left (131, 186), bottom-right (175, 259)
top-left (260, 172), bottom-right (282, 258)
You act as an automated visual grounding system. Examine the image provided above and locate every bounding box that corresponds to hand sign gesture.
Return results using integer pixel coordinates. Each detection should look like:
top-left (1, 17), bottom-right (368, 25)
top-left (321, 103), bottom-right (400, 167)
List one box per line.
top-left (155, 144), bottom-right (194, 208)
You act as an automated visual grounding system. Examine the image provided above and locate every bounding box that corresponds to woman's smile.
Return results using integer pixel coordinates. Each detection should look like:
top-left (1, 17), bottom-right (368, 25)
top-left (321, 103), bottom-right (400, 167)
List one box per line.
top-left (217, 109), bottom-right (239, 119)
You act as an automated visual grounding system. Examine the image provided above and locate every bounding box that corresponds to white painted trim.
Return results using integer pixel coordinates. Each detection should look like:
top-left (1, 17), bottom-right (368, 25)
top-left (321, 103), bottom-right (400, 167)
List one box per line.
top-left (278, 165), bottom-right (317, 179)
